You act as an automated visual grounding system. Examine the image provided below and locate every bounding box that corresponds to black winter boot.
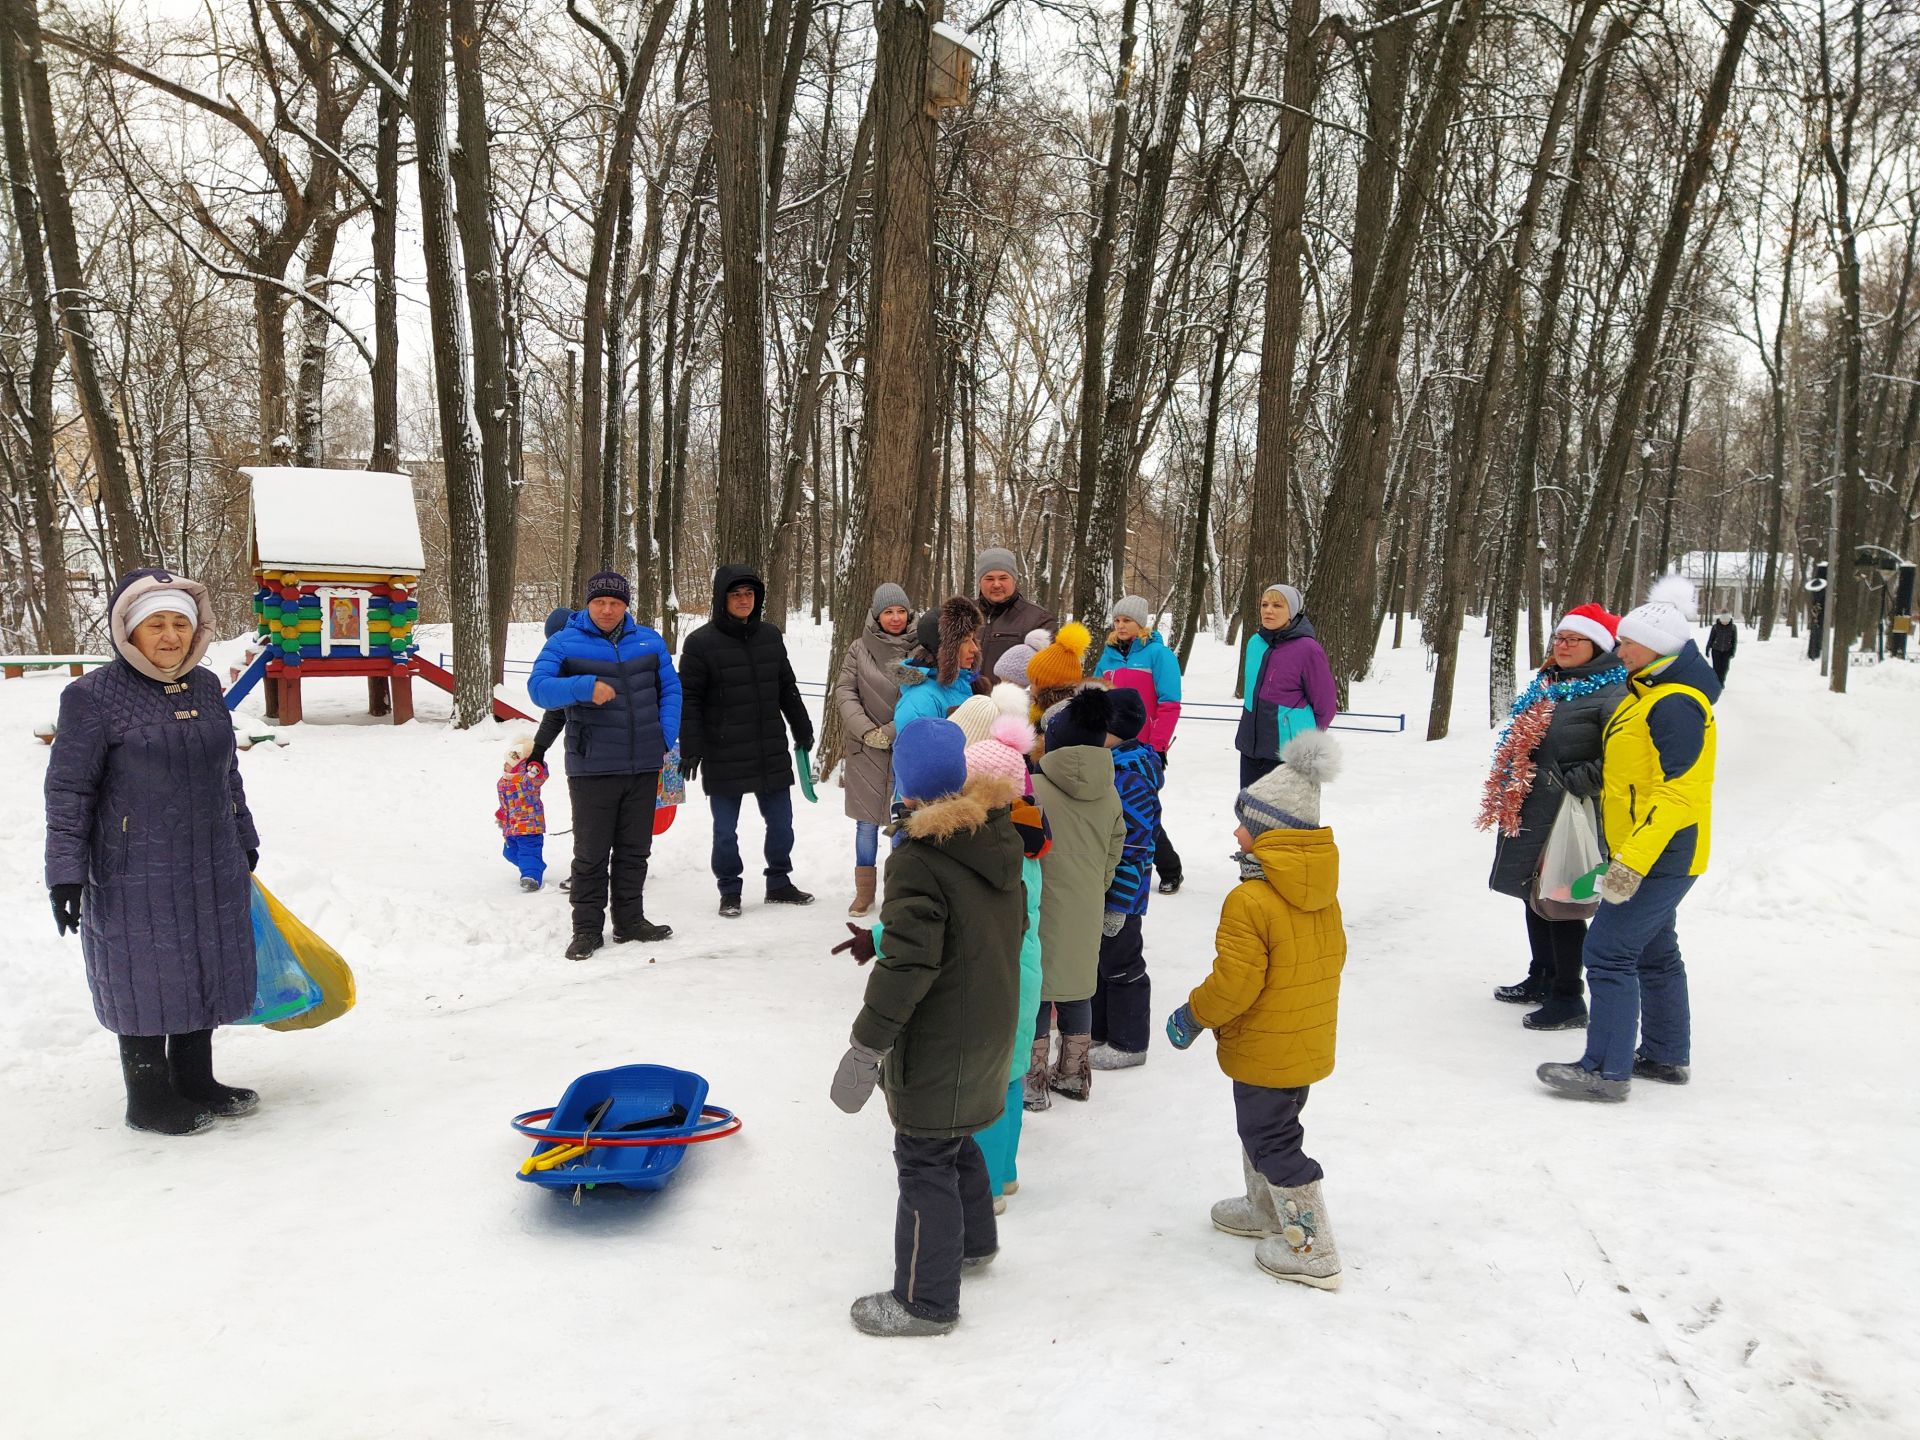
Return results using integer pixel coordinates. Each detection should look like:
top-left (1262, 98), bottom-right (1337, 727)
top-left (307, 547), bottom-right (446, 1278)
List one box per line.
top-left (168, 1030), bottom-right (260, 1117)
top-left (1522, 996), bottom-right (1589, 1030)
top-left (1494, 970), bottom-right (1550, 1004)
top-left (615, 918), bottom-right (673, 943)
top-left (766, 884), bottom-right (815, 906)
top-left (1633, 1050), bottom-right (1690, 1085)
top-left (119, 1036), bottom-right (216, 1135)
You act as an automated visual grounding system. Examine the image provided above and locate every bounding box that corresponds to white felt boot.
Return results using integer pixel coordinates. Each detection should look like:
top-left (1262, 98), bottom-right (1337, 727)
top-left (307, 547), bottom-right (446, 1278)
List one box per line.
top-left (1253, 1178), bottom-right (1342, 1291)
top-left (1211, 1151), bottom-right (1281, 1238)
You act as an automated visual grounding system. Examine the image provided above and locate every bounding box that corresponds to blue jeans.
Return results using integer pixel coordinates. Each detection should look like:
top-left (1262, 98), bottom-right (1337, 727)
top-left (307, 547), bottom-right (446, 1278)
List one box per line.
top-left (1579, 872), bottom-right (1696, 1080)
top-left (854, 820), bottom-right (879, 868)
top-left (502, 834), bottom-right (545, 883)
top-left (709, 788), bottom-right (796, 897)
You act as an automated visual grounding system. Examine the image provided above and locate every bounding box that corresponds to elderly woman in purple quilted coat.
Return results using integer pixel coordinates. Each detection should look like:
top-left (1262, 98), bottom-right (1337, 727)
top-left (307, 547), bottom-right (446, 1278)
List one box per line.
top-left (45, 568), bottom-right (263, 1136)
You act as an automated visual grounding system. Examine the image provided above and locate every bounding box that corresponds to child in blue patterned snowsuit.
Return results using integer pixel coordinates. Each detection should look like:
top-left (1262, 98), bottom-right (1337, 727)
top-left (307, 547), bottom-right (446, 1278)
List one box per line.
top-left (1091, 688), bottom-right (1163, 1067)
top-left (497, 734), bottom-right (549, 890)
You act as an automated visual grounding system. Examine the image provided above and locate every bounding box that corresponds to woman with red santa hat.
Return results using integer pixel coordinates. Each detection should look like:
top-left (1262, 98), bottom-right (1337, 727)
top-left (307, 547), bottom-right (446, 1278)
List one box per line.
top-left (1475, 602), bottom-right (1628, 1030)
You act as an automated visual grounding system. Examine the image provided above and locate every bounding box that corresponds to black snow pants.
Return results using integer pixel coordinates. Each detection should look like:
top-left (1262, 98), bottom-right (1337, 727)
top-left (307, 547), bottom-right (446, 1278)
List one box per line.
top-left (1090, 914), bottom-right (1150, 1052)
top-left (892, 1132), bottom-right (997, 1322)
top-left (568, 771), bottom-right (659, 937)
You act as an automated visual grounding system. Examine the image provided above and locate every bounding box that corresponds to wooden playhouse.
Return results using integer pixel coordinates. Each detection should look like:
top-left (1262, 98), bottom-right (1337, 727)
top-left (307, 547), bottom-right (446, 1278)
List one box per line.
top-left (245, 466), bottom-right (424, 725)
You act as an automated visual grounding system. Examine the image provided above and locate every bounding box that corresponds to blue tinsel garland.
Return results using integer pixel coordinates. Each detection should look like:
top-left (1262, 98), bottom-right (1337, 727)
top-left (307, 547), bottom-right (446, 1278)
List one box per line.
top-left (1488, 663), bottom-right (1628, 772)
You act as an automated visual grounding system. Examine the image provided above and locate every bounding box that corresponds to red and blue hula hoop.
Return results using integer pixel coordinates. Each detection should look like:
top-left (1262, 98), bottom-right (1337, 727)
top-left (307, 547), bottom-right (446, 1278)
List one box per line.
top-left (511, 1105), bottom-right (743, 1148)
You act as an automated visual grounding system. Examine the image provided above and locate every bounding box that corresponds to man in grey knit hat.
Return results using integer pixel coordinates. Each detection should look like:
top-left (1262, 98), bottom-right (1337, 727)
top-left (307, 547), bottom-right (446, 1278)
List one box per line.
top-left (972, 546), bottom-right (1055, 678)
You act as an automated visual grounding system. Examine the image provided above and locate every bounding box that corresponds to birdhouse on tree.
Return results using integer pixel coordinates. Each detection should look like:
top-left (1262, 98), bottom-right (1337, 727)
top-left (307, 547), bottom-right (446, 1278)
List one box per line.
top-left (925, 22), bottom-right (981, 115)
top-left (245, 466), bottom-right (425, 726)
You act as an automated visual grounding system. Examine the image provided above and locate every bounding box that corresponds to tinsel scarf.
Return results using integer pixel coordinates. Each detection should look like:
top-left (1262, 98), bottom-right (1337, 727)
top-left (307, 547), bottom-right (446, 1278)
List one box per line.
top-left (1475, 665), bottom-right (1627, 836)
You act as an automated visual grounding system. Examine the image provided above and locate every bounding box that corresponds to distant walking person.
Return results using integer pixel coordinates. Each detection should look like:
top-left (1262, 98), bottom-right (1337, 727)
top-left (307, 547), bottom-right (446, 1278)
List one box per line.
top-left (679, 565), bottom-right (817, 918)
top-left (528, 570), bottom-right (681, 958)
top-left (1706, 613), bottom-right (1737, 685)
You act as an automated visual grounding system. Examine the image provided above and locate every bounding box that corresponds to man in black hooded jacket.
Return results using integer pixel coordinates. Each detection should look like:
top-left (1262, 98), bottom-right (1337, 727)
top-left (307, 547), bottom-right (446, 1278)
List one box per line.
top-left (679, 565), bottom-right (817, 916)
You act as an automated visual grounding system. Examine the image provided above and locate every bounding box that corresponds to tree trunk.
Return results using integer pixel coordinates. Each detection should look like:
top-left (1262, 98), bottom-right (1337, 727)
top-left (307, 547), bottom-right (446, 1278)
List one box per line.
top-left (8, 0), bottom-right (142, 576)
top-left (1069, 0), bottom-right (1140, 608)
top-left (706, 0), bottom-right (773, 568)
top-left (766, 103), bottom-right (872, 621)
top-left (569, 1), bottom-right (676, 600)
top-left (1560, 0), bottom-right (1758, 606)
top-left (1076, 0), bottom-right (1206, 622)
top-left (1308, 0), bottom-right (1484, 697)
top-left (293, 212), bottom-right (344, 466)
top-left (0, 24), bottom-right (73, 648)
top-left (1426, 0), bottom-right (1601, 740)
top-left (1245, 0), bottom-right (1320, 665)
top-left (369, 0), bottom-right (403, 474)
top-left (822, 0), bottom-right (939, 775)
top-left (449, 0), bottom-right (519, 683)
top-left (1655, 326), bottom-right (1700, 575)
top-left (410, 0), bottom-right (493, 725)
top-left (1819, 0), bottom-right (1867, 692)
top-left (1758, 149), bottom-right (1809, 641)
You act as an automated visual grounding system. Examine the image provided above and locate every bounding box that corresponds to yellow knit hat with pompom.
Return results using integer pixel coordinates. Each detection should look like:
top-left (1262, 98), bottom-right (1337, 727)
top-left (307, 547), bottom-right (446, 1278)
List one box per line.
top-left (1025, 621), bottom-right (1091, 692)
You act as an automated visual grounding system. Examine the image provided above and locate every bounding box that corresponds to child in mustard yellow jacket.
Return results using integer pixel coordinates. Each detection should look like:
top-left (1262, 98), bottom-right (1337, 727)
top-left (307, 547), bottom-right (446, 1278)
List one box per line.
top-left (1167, 730), bottom-right (1346, 1290)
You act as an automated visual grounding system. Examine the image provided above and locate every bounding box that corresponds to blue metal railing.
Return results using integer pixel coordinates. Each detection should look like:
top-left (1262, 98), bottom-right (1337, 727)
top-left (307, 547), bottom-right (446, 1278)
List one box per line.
top-left (458, 657), bottom-right (1406, 735)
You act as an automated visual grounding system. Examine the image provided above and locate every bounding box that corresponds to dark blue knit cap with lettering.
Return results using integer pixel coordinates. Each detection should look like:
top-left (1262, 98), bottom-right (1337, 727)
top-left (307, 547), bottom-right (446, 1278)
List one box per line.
top-left (586, 570), bottom-right (631, 605)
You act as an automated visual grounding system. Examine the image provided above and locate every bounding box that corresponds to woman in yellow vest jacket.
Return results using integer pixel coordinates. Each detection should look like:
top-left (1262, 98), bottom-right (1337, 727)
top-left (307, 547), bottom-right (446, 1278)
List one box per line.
top-left (1539, 577), bottom-right (1719, 1103)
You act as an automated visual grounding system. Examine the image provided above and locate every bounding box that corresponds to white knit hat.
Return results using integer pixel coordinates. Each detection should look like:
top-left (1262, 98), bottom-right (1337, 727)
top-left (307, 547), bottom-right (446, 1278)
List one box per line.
top-left (124, 589), bottom-right (200, 633)
top-left (1617, 575), bottom-right (1696, 656)
top-left (948, 694), bottom-right (1001, 748)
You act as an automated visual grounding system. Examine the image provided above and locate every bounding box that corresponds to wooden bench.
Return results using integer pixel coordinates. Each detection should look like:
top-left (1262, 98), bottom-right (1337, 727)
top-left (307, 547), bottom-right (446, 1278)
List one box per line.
top-left (2, 655), bottom-right (111, 680)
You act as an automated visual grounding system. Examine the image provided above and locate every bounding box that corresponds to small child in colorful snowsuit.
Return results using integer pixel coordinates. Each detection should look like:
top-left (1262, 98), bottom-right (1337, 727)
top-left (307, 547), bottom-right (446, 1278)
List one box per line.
top-left (1166, 729), bottom-right (1347, 1290)
top-left (1090, 686), bottom-right (1163, 1070)
top-left (497, 734), bottom-right (549, 891)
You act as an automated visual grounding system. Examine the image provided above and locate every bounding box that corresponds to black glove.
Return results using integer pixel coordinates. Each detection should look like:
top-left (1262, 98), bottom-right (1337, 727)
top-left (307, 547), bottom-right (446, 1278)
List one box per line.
top-left (246, 848), bottom-right (259, 873)
top-left (528, 748), bottom-right (548, 769)
top-left (681, 754), bottom-right (702, 784)
top-left (831, 923), bottom-right (877, 965)
top-left (51, 884), bottom-right (82, 936)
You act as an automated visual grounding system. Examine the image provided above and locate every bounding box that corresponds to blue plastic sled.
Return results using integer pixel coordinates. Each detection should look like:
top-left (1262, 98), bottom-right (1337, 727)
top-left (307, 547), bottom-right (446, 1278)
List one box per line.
top-left (513, 1064), bottom-right (740, 1192)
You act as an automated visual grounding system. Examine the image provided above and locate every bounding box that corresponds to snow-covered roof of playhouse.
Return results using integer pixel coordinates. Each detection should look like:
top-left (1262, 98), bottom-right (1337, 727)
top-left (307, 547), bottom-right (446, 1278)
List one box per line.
top-left (246, 466), bottom-right (425, 575)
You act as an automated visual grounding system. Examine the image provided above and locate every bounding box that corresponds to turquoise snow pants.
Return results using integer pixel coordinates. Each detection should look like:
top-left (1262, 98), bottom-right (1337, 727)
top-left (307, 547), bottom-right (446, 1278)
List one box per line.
top-left (974, 1078), bottom-right (1025, 1198)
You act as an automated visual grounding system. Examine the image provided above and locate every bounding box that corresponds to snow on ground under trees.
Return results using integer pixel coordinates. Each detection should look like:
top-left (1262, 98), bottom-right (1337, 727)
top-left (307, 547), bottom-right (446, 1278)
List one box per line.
top-left (2, 619), bottom-right (1914, 1438)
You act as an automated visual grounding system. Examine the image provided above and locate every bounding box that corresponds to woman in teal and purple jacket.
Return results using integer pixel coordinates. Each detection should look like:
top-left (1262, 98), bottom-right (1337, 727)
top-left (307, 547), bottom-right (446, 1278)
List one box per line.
top-left (1236, 584), bottom-right (1337, 789)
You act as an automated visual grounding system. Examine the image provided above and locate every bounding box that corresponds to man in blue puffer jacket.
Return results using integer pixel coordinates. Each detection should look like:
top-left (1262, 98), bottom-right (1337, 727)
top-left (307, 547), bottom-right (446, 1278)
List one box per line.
top-left (528, 570), bottom-right (682, 959)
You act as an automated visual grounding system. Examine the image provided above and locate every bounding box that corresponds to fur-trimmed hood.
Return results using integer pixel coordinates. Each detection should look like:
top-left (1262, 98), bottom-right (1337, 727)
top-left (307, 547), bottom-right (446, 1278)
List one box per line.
top-left (108, 568), bottom-right (217, 683)
top-left (896, 774), bottom-right (1025, 894)
top-left (903, 773), bottom-right (1020, 842)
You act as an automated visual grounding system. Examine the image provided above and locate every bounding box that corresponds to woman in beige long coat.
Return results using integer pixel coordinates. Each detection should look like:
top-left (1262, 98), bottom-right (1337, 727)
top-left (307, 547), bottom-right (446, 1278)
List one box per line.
top-left (832, 582), bottom-right (917, 915)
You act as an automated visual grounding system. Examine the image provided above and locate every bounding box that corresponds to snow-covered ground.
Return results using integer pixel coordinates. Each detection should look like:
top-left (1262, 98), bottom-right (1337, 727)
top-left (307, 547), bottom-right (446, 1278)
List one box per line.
top-left (3, 617), bottom-right (1915, 1438)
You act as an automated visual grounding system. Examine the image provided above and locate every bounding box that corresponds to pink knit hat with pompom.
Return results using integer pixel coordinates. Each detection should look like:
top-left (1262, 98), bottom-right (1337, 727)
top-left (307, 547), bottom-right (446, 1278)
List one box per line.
top-left (964, 711), bottom-right (1034, 794)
